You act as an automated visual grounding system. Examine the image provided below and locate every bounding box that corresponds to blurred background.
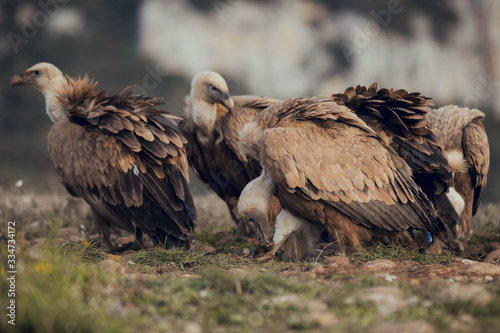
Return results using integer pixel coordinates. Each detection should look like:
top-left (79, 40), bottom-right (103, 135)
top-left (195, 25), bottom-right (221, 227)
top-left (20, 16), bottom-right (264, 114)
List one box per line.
top-left (0, 0), bottom-right (498, 202)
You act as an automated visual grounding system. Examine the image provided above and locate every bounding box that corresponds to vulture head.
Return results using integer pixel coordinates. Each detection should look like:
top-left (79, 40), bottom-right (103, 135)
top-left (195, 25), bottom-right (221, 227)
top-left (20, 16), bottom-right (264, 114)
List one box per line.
top-left (238, 167), bottom-right (276, 245)
top-left (190, 71), bottom-right (234, 136)
top-left (10, 62), bottom-right (68, 122)
top-left (10, 62), bottom-right (64, 93)
top-left (191, 71), bottom-right (234, 112)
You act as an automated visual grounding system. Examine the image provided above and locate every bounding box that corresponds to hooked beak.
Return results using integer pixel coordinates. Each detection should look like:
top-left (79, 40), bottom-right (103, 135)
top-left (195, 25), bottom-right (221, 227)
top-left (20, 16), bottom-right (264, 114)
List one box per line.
top-left (221, 92), bottom-right (234, 112)
top-left (10, 73), bottom-right (25, 87)
top-left (257, 223), bottom-right (270, 245)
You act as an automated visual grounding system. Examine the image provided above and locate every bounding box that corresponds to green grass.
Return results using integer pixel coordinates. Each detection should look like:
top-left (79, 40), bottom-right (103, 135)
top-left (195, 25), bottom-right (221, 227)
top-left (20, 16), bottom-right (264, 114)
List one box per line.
top-left (348, 243), bottom-right (455, 265)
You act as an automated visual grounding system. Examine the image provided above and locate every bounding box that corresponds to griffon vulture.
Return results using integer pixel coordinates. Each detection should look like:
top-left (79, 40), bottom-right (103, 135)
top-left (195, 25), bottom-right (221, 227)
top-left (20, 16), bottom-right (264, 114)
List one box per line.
top-left (10, 62), bottom-right (196, 250)
top-left (426, 105), bottom-right (490, 237)
top-left (238, 97), bottom-right (451, 259)
top-left (332, 84), bottom-right (462, 236)
top-left (179, 71), bottom-right (281, 235)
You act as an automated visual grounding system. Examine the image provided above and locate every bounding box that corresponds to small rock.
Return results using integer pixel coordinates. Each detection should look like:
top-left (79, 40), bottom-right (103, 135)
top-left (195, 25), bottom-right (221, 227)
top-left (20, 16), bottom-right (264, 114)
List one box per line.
top-left (484, 276), bottom-right (494, 282)
top-left (311, 262), bottom-right (324, 273)
top-left (191, 243), bottom-right (217, 254)
top-left (183, 322), bottom-right (203, 333)
top-left (271, 294), bottom-right (328, 312)
top-left (458, 258), bottom-right (477, 265)
top-left (306, 299), bottom-right (329, 313)
top-left (115, 235), bottom-right (135, 245)
top-left (484, 242), bottom-right (500, 253)
top-left (375, 272), bottom-right (398, 282)
top-left (484, 249), bottom-right (500, 263)
top-left (434, 284), bottom-right (493, 305)
top-left (410, 278), bottom-right (420, 286)
top-left (68, 235), bottom-right (82, 243)
top-left (242, 248), bottom-right (251, 255)
top-left (228, 268), bottom-right (249, 279)
top-left (26, 221), bottom-right (41, 232)
top-left (368, 320), bottom-right (436, 333)
top-left (358, 286), bottom-right (406, 316)
top-left (449, 314), bottom-right (475, 332)
top-left (57, 227), bottom-right (80, 239)
top-left (324, 256), bottom-right (350, 267)
top-left (465, 262), bottom-right (500, 275)
top-left (99, 259), bottom-right (125, 274)
top-left (362, 259), bottom-right (396, 271)
top-left (313, 312), bottom-right (338, 327)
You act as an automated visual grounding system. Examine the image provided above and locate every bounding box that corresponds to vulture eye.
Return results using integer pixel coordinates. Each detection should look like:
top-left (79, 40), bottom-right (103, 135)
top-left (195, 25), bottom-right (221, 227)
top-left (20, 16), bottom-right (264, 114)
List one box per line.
top-left (33, 70), bottom-right (41, 76)
top-left (209, 84), bottom-right (219, 93)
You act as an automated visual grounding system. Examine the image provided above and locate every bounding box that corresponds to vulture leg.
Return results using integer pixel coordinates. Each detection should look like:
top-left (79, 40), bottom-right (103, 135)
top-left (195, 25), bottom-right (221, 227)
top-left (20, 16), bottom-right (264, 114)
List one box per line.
top-left (91, 209), bottom-right (113, 249)
top-left (113, 228), bottom-right (144, 252)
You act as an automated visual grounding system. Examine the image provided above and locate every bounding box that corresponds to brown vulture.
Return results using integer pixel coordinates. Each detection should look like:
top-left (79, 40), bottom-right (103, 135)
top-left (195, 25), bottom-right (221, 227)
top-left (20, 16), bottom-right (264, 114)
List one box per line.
top-left (179, 71), bottom-right (281, 235)
top-left (332, 84), bottom-right (462, 237)
top-left (426, 105), bottom-right (490, 237)
top-left (10, 62), bottom-right (196, 250)
top-left (237, 96), bottom-right (452, 259)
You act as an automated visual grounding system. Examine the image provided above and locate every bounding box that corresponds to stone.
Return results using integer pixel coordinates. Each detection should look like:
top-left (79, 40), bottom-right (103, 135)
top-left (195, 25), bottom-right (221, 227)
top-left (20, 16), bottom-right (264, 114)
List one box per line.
top-left (374, 272), bottom-right (398, 282)
top-left (368, 320), bottom-right (436, 333)
top-left (99, 259), bottom-right (126, 274)
top-left (465, 261), bottom-right (500, 275)
top-left (483, 249), bottom-right (500, 263)
top-left (324, 256), bottom-right (350, 267)
top-left (228, 268), bottom-right (249, 279)
top-left (191, 243), bottom-right (217, 254)
top-left (115, 235), bottom-right (135, 245)
top-left (57, 227), bottom-right (80, 239)
top-left (311, 262), bottom-right (324, 273)
top-left (358, 286), bottom-right (406, 316)
top-left (484, 242), bottom-right (500, 253)
top-left (68, 235), bottom-right (82, 243)
top-left (313, 312), bottom-right (338, 327)
top-left (362, 259), bottom-right (396, 271)
top-left (183, 322), bottom-right (203, 333)
top-left (26, 221), bottom-right (41, 232)
top-left (434, 284), bottom-right (493, 305)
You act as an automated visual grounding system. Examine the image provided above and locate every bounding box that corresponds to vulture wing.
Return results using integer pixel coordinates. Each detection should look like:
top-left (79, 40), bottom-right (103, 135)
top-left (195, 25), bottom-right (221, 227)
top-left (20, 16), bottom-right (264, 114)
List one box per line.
top-left (255, 98), bottom-right (446, 236)
top-left (332, 84), bottom-right (458, 227)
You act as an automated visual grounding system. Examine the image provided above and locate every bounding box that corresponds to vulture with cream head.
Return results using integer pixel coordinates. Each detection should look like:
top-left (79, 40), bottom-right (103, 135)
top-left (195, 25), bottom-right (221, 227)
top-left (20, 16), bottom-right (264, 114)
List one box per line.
top-left (426, 105), bottom-right (490, 237)
top-left (11, 62), bottom-right (197, 250)
top-left (179, 71), bottom-right (281, 235)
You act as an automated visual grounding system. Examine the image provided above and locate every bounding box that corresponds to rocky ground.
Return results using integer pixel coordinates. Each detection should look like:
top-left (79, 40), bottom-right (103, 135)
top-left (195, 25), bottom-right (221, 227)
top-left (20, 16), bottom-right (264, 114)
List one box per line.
top-left (1, 186), bottom-right (499, 332)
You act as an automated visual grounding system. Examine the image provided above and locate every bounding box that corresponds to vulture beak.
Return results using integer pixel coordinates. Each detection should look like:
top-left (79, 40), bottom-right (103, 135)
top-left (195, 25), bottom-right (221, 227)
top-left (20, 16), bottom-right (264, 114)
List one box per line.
top-left (257, 223), bottom-right (270, 245)
top-left (221, 92), bottom-right (234, 112)
top-left (252, 211), bottom-right (272, 245)
top-left (10, 73), bottom-right (26, 87)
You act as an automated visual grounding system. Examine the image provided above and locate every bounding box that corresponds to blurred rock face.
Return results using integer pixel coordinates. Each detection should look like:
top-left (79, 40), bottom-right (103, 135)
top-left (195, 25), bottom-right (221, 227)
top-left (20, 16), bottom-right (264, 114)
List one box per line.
top-left (139, 0), bottom-right (500, 116)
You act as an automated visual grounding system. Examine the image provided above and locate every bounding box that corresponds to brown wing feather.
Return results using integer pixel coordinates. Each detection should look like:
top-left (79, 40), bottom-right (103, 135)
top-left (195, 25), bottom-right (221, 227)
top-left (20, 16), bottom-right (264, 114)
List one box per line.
top-left (462, 121), bottom-right (489, 213)
top-left (332, 84), bottom-right (458, 228)
top-left (254, 98), bottom-right (446, 236)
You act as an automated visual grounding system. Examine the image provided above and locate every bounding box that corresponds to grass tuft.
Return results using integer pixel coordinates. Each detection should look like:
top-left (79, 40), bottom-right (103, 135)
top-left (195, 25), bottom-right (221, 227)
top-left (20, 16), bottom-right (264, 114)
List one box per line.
top-left (349, 243), bottom-right (455, 265)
